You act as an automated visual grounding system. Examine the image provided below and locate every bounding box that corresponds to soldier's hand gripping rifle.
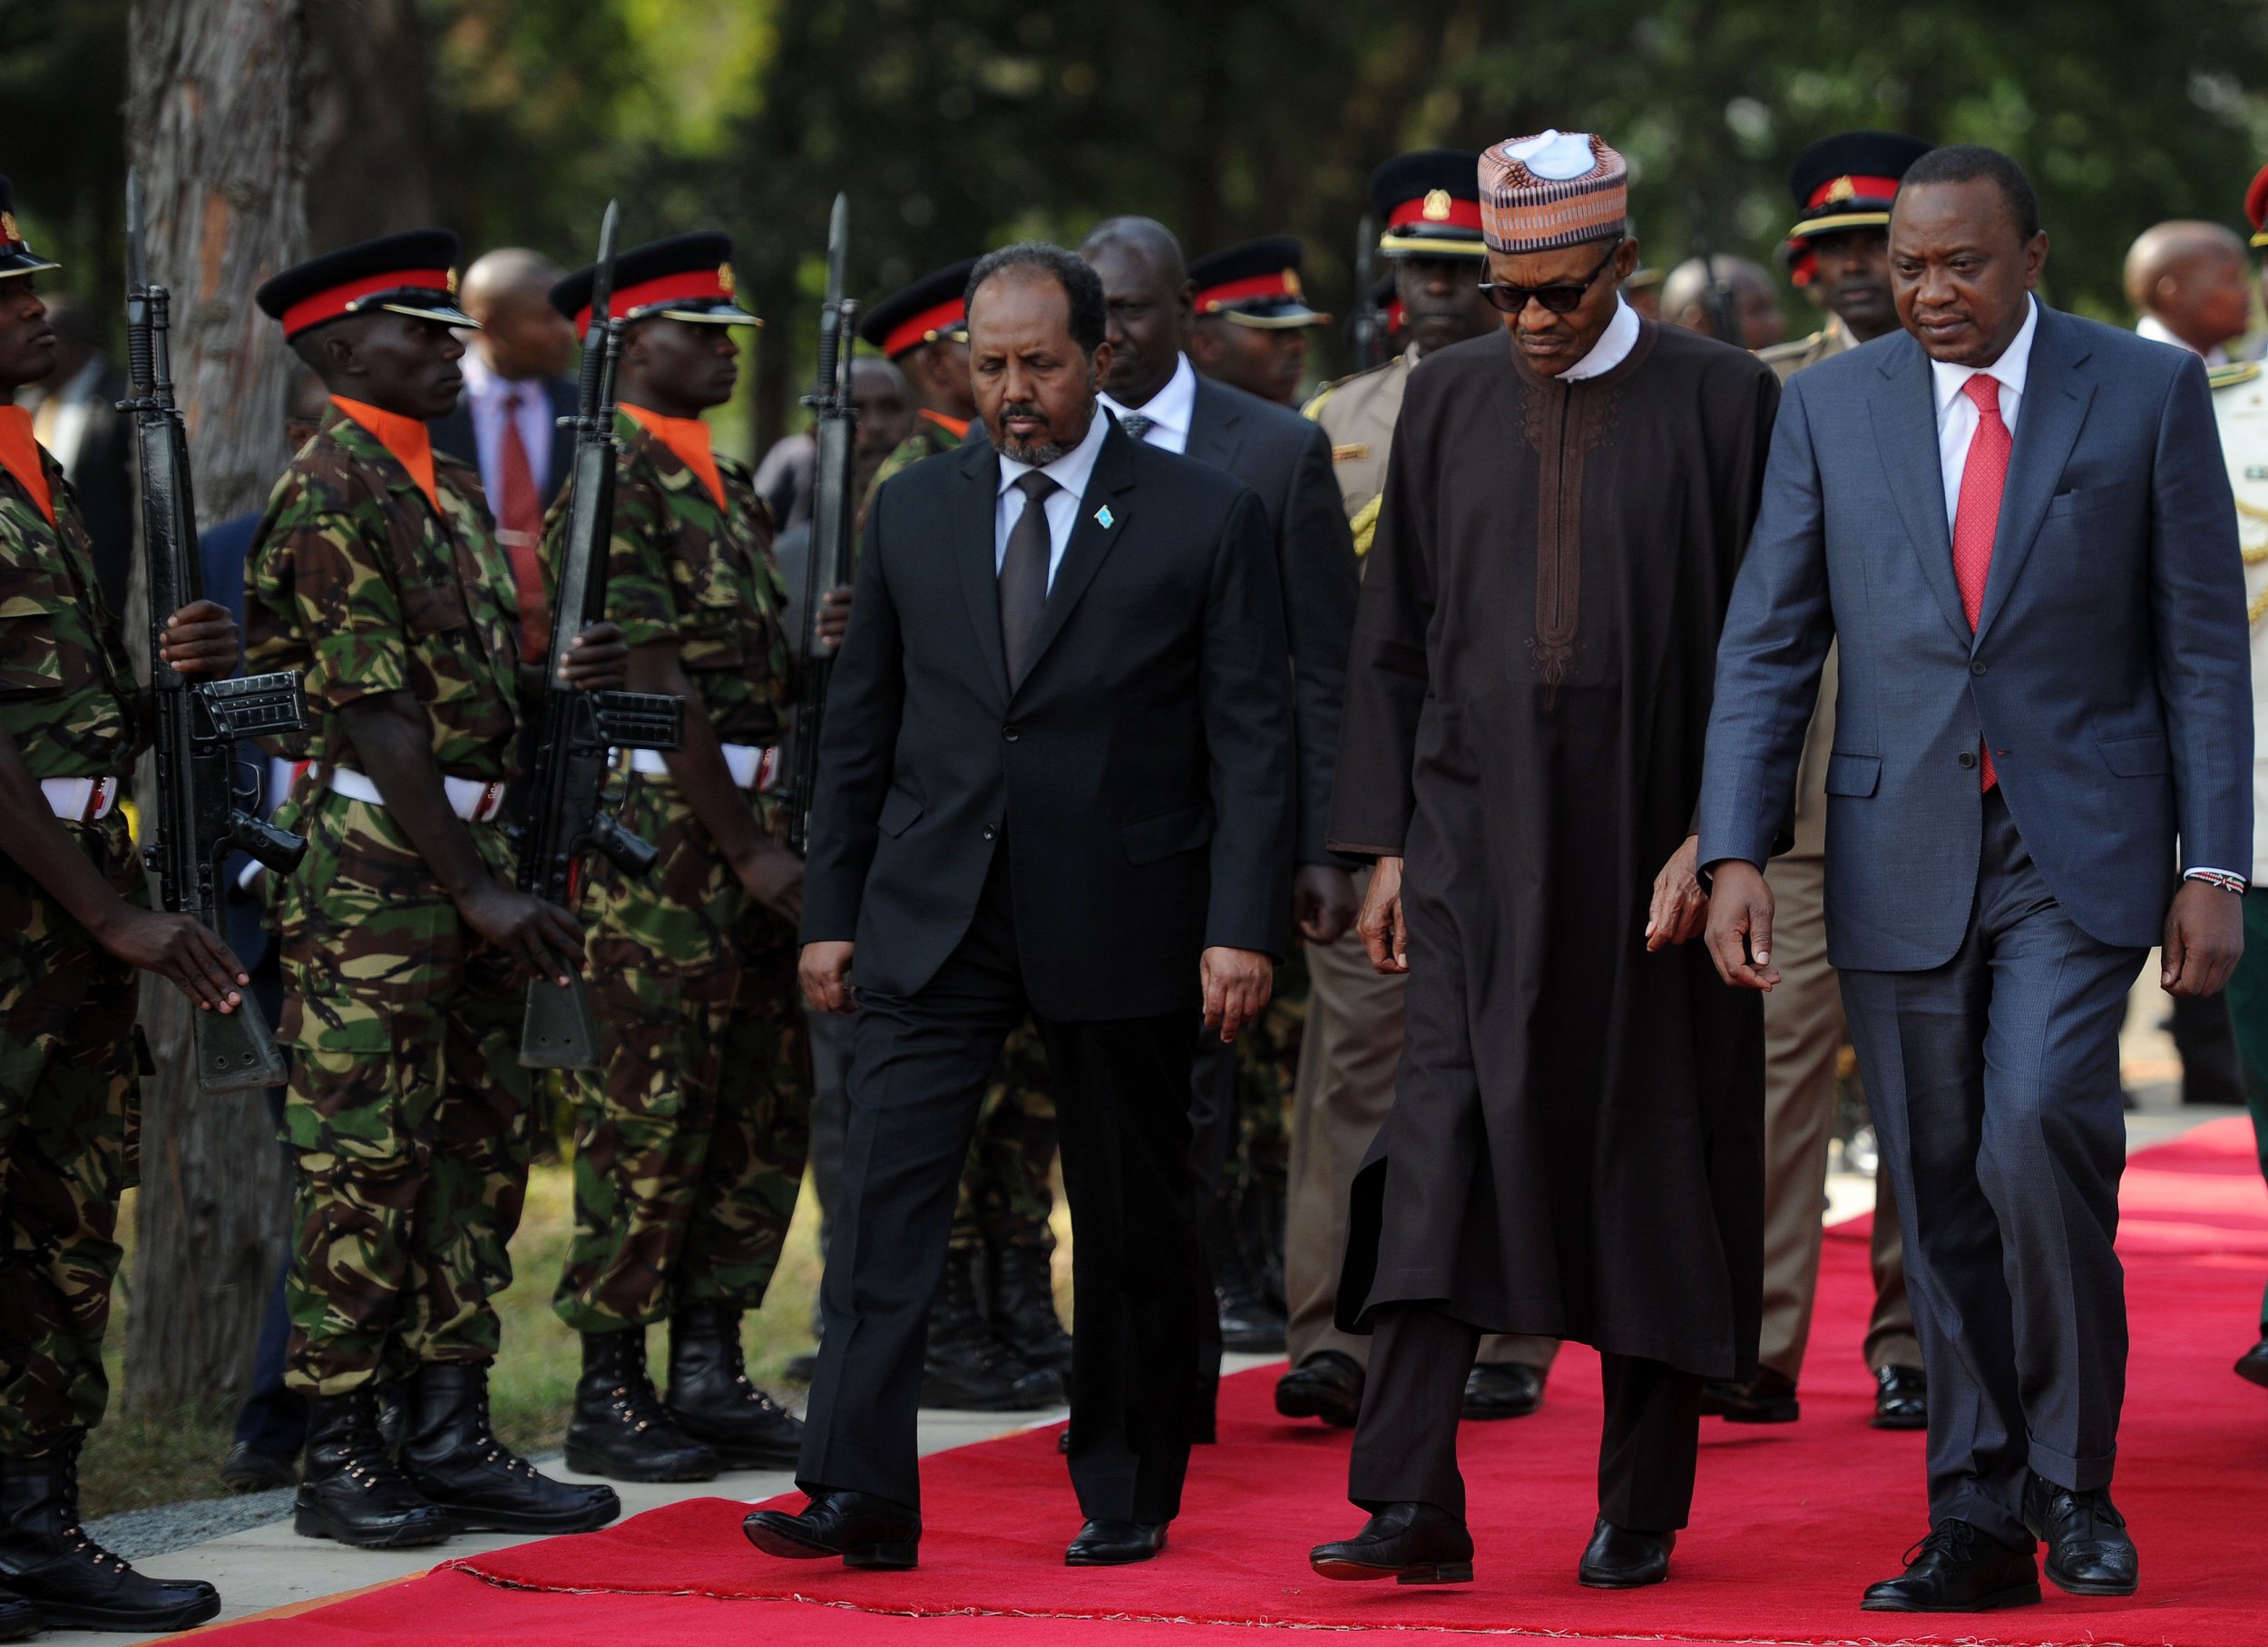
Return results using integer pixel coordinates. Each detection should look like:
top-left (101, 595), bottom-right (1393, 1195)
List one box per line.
top-left (781, 193), bottom-right (857, 857)
top-left (121, 171), bottom-right (309, 1095)
top-left (515, 201), bottom-right (684, 1069)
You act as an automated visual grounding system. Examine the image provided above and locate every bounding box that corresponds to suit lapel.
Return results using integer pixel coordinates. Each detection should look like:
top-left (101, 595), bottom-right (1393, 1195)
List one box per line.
top-left (1868, 334), bottom-right (1972, 646)
top-left (1184, 376), bottom-right (1245, 473)
top-left (1974, 307), bottom-right (2094, 645)
top-left (954, 442), bottom-right (1012, 701)
top-left (1014, 422), bottom-right (1136, 692)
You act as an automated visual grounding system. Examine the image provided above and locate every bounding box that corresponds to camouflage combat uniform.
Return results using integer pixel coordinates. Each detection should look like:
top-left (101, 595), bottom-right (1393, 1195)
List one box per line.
top-left (551, 410), bottom-right (810, 1333)
top-left (0, 450), bottom-right (144, 1457)
top-left (246, 407), bottom-right (533, 1397)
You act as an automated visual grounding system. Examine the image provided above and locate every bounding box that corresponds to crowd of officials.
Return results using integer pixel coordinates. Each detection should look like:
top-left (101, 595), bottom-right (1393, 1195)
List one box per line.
top-left (2, 113), bottom-right (2267, 1636)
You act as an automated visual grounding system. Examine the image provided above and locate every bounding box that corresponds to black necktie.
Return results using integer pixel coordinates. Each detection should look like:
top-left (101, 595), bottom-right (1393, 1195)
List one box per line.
top-left (1119, 413), bottom-right (1153, 443)
top-left (1000, 471), bottom-right (1058, 684)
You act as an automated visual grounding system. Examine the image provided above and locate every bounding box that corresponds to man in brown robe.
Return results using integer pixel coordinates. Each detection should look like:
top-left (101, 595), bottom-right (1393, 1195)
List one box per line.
top-left (1308, 130), bottom-right (1777, 1592)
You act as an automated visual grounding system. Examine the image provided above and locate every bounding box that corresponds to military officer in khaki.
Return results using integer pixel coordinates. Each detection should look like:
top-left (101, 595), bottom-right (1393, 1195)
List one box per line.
top-left (1275, 151), bottom-right (1559, 1430)
top-left (1707, 132), bottom-right (1930, 1430)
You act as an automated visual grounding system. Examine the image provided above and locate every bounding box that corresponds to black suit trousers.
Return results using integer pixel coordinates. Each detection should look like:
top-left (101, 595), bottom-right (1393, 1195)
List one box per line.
top-left (797, 844), bottom-right (1207, 1524)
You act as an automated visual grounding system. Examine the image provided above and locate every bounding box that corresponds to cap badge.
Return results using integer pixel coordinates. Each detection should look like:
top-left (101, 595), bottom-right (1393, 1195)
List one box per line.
top-left (1422, 189), bottom-right (1453, 222)
top-left (1283, 268), bottom-right (1303, 297)
top-left (719, 261), bottom-right (736, 295)
top-left (0, 212), bottom-right (17, 244)
top-left (1825, 176), bottom-right (1858, 203)
top-left (445, 268), bottom-right (460, 295)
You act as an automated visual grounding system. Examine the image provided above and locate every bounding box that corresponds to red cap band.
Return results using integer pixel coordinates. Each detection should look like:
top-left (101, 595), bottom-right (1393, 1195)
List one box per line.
top-left (1385, 195), bottom-right (1484, 233)
top-left (279, 268), bottom-right (453, 338)
top-left (579, 268), bottom-right (735, 336)
top-left (1196, 270), bottom-right (1304, 313)
top-left (1804, 173), bottom-right (1904, 212)
top-left (880, 297), bottom-right (967, 359)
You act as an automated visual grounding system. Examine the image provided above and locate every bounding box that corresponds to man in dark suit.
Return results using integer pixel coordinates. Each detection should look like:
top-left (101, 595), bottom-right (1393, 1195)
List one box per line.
top-left (1691, 146), bottom-right (2251, 1613)
top-left (745, 244), bottom-right (1293, 1571)
top-left (1078, 215), bottom-right (1359, 1369)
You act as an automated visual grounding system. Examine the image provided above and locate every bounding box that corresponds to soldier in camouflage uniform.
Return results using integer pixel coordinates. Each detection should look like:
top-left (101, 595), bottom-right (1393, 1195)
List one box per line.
top-left (248, 231), bottom-right (623, 1549)
top-left (0, 179), bottom-right (234, 1637)
top-left (537, 234), bottom-right (816, 1480)
top-left (850, 262), bottom-right (1068, 1407)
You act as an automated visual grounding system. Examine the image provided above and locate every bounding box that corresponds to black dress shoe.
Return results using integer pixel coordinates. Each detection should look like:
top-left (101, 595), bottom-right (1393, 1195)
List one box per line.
top-left (667, 1305), bottom-right (806, 1469)
top-left (1310, 1502), bottom-right (1473, 1584)
top-left (1579, 1517), bottom-right (1675, 1587)
top-left (2021, 1475), bottom-right (2137, 1596)
top-left (1861, 1519), bottom-right (2041, 1612)
top-left (1872, 1364), bottom-right (1927, 1430)
top-left (565, 1330), bottom-right (719, 1483)
top-left (1461, 1361), bottom-right (1544, 1420)
top-left (1065, 1519), bottom-right (1168, 1565)
top-left (1276, 1351), bottom-right (1364, 1428)
top-left (400, 1362), bottom-right (621, 1535)
top-left (218, 1439), bottom-right (297, 1493)
top-left (2235, 1337), bottom-right (2268, 1390)
top-left (0, 1438), bottom-right (224, 1632)
top-left (293, 1391), bottom-right (455, 1550)
top-left (1699, 1367), bottom-right (1797, 1423)
top-left (743, 1489), bottom-right (920, 1570)
top-left (0, 1591), bottom-right (36, 1642)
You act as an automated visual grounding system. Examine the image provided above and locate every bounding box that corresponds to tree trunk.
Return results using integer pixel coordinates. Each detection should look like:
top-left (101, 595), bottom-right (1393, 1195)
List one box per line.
top-left (121, 0), bottom-right (307, 1415)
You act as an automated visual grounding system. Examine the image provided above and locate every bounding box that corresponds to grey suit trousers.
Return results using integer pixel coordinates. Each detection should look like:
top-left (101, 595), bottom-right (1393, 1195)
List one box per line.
top-left (1839, 791), bottom-right (2143, 1548)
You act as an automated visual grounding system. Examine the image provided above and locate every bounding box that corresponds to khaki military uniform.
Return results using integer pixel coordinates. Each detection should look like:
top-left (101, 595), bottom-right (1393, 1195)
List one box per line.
top-left (1745, 317), bottom-right (1919, 1381)
top-left (1281, 353), bottom-right (1557, 1377)
top-left (551, 412), bottom-right (811, 1333)
top-left (247, 408), bottom-right (533, 1396)
top-left (0, 449), bottom-right (145, 1456)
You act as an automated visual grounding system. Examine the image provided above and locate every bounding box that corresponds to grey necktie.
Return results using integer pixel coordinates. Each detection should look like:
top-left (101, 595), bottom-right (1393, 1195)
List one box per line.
top-left (1119, 413), bottom-right (1153, 443)
top-left (1000, 471), bottom-right (1058, 684)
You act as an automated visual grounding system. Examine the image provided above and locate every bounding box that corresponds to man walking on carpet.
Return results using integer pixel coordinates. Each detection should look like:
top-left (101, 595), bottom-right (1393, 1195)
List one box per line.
top-left (1307, 129), bottom-right (1777, 1593)
top-left (1693, 145), bottom-right (2249, 1612)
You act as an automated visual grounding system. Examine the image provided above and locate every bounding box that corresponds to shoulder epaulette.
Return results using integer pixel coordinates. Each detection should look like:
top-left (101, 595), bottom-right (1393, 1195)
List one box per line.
top-left (1756, 331), bottom-right (1823, 365)
top-left (2209, 361), bottom-right (2261, 391)
top-left (1301, 383), bottom-right (1340, 422)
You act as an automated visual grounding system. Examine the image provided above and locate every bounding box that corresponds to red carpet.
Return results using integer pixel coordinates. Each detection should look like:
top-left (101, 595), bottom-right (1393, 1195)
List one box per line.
top-left (193, 1117), bottom-right (2268, 1645)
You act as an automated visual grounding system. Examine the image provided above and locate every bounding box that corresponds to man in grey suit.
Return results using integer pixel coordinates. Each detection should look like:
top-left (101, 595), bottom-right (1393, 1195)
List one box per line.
top-left (1685, 146), bottom-right (2251, 1613)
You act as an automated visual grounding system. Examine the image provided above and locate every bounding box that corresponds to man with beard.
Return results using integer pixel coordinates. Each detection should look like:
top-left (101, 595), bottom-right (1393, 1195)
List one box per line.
top-left (1307, 131), bottom-right (1776, 1592)
top-left (1708, 131), bottom-right (1931, 1433)
top-left (1186, 237), bottom-right (1332, 407)
top-left (1277, 149), bottom-right (1560, 1432)
top-left (748, 243), bottom-right (1292, 1569)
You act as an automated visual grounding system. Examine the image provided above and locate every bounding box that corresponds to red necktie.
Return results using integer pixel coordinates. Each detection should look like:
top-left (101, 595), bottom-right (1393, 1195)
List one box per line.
top-left (1950, 374), bottom-right (2010, 791)
top-left (497, 385), bottom-right (551, 658)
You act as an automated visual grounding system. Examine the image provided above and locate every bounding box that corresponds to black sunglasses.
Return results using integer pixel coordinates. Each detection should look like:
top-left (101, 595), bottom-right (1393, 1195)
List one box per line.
top-left (1477, 239), bottom-right (1624, 316)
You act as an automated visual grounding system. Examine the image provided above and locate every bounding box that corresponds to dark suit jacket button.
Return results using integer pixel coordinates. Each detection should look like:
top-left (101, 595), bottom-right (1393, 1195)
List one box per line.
top-left (1959, 750), bottom-right (1978, 769)
top-left (1970, 661), bottom-right (1988, 676)
top-left (1002, 726), bottom-right (1020, 741)
top-left (982, 824), bottom-right (997, 842)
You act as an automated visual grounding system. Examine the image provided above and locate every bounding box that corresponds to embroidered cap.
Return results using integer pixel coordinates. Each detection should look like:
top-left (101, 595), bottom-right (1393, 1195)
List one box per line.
top-left (1479, 131), bottom-right (1628, 255)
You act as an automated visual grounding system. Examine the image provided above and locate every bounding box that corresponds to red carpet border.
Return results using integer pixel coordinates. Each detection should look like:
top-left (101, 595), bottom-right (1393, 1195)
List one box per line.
top-left (193, 1117), bottom-right (2268, 1645)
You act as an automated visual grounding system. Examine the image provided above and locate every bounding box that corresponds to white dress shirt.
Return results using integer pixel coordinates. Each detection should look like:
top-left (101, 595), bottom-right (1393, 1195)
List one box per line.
top-left (2136, 313), bottom-right (2230, 368)
top-left (460, 350), bottom-right (559, 504)
top-left (1560, 296), bottom-right (1641, 382)
top-left (1099, 353), bottom-right (1198, 454)
top-left (994, 404), bottom-right (1111, 590)
top-left (1928, 295), bottom-right (2039, 538)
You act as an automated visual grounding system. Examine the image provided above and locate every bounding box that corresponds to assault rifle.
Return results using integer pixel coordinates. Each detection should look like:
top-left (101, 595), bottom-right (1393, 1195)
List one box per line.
top-left (121, 170), bottom-right (309, 1093)
top-left (515, 201), bottom-right (684, 1069)
top-left (781, 193), bottom-right (857, 857)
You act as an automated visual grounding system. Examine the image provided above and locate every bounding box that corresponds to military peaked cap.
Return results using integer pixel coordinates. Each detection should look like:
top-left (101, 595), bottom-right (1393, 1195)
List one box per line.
top-left (1188, 236), bottom-right (1330, 329)
top-left (1369, 150), bottom-right (1488, 259)
top-left (0, 177), bottom-right (58, 280)
top-left (550, 231), bottom-right (759, 337)
top-left (860, 258), bottom-right (979, 359)
top-left (256, 229), bottom-right (474, 338)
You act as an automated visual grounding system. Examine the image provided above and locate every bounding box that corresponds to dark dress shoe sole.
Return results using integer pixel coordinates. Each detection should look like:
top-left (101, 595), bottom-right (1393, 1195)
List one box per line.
top-left (1579, 1562), bottom-right (1669, 1589)
top-left (1311, 1554), bottom-right (1473, 1585)
top-left (1275, 1384), bottom-right (1361, 1428)
top-left (744, 1512), bottom-right (919, 1570)
top-left (2234, 1353), bottom-right (2268, 1390)
top-left (1861, 1580), bottom-right (2042, 1612)
top-left (1715, 1399), bottom-right (1798, 1424)
top-left (1870, 1406), bottom-right (1928, 1430)
top-left (563, 1442), bottom-right (719, 1484)
top-left (2042, 1560), bottom-right (2137, 1597)
top-left (25, 1591), bottom-right (221, 1633)
top-left (1065, 1533), bottom-right (1167, 1566)
top-left (291, 1504), bottom-right (455, 1549)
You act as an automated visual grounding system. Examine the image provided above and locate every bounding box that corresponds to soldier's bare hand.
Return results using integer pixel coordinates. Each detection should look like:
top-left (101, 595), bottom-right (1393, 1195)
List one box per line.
top-left (816, 586), bottom-right (854, 651)
top-left (1646, 833), bottom-right (1708, 951)
top-left (2163, 880), bottom-right (2244, 998)
top-left (1702, 859), bottom-right (1780, 991)
top-left (1293, 864), bottom-right (1358, 946)
top-left (160, 599), bottom-right (240, 680)
top-left (737, 841), bottom-right (805, 924)
top-left (94, 906), bottom-right (246, 1011)
top-left (1356, 856), bottom-right (1410, 975)
top-left (559, 620), bottom-right (630, 691)
top-left (458, 882), bottom-right (585, 986)
top-left (1200, 947), bottom-right (1274, 1042)
top-left (800, 940), bottom-right (856, 1014)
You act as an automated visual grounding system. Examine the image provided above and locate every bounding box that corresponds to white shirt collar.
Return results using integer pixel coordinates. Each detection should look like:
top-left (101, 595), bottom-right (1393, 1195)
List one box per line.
top-left (2135, 312), bottom-right (2230, 367)
top-left (996, 399), bottom-right (1111, 502)
top-left (1099, 352), bottom-right (1198, 442)
top-left (1929, 295), bottom-right (2039, 419)
top-left (1559, 297), bottom-right (1641, 382)
top-left (460, 348), bottom-right (500, 401)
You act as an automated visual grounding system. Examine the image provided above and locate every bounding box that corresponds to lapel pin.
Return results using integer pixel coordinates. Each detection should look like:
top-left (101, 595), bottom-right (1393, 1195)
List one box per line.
top-left (1095, 505), bottom-right (1115, 530)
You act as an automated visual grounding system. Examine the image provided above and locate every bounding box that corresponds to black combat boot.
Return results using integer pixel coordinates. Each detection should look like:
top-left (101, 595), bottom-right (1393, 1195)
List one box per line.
top-left (400, 1362), bottom-right (620, 1534)
top-left (1240, 1177), bottom-right (1289, 1313)
top-left (294, 1390), bottom-right (455, 1549)
top-left (1208, 1188), bottom-right (1286, 1352)
top-left (666, 1304), bottom-right (805, 1469)
top-left (0, 1590), bottom-right (34, 1642)
top-left (924, 1246), bottom-right (1063, 1410)
top-left (0, 1437), bottom-right (220, 1632)
top-left (986, 1242), bottom-right (1074, 1382)
top-left (565, 1329), bottom-right (719, 1483)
